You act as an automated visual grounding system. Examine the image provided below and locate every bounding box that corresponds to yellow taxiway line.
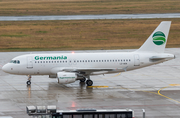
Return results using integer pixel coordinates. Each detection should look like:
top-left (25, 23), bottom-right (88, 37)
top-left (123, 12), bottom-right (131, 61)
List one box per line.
top-left (157, 84), bottom-right (180, 103)
top-left (88, 86), bottom-right (109, 88)
top-left (89, 73), bottom-right (121, 88)
top-left (89, 82), bottom-right (180, 104)
top-left (88, 72), bottom-right (180, 104)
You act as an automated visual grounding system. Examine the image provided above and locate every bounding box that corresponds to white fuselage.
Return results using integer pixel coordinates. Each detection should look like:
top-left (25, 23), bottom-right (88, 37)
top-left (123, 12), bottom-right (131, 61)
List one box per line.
top-left (2, 51), bottom-right (174, 76)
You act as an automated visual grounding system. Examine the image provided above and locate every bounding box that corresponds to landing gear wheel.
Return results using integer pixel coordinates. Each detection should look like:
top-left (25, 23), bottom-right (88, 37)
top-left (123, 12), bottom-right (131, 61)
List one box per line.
top-left (86, 80), bottom-right (93, 86)
top-left (27, 75), bottom-right (31, 85)
top-left (80, 77), bottom-right (86, 82)
top-left (26, 80), bottom-right (31, 85)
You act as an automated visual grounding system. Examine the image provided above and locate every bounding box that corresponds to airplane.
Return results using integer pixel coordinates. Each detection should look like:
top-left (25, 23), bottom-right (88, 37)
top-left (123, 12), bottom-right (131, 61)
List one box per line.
top-left (2, 21), bottom-right (175, 86)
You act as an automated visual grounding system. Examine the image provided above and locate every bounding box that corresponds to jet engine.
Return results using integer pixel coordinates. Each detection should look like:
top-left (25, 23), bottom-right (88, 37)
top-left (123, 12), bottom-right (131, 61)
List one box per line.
top-left (57, 72), bottom-right (77, 84)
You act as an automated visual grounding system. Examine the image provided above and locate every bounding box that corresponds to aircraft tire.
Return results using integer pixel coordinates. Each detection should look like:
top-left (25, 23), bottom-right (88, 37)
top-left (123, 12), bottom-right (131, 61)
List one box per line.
top-left (80, 77), bottom-right (86, 82)
top-left (26, 81), bottom-right (31, 85)
top-left (86, 80), bottom-right (93, 86)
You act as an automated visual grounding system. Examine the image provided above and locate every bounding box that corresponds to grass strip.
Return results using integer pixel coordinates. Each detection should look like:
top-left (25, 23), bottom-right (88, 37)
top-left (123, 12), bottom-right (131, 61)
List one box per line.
top-left (0, 18), bottom-right (179, 52)
top-left (0, 0), bottom-right (180, 16)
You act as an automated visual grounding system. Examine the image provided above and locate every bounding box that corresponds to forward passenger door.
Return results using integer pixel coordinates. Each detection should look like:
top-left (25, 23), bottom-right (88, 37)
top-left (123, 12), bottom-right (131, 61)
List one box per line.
top-left (27, 56), bottom-right (33, 69)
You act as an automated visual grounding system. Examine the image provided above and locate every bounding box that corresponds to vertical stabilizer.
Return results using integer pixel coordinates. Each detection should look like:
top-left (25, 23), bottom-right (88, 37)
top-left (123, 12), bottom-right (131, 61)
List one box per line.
top-left (136, 21), bottom-right (171, 53)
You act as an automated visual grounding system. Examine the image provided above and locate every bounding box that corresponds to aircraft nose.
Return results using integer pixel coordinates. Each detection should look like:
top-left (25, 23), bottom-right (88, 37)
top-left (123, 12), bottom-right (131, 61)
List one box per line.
top-left (2, 64), bottom-right (10, 73)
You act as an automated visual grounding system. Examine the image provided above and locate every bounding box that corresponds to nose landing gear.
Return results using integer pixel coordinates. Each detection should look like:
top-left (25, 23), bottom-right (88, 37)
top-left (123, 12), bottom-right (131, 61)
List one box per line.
top-left (26, 75), bottom-right (31, 85)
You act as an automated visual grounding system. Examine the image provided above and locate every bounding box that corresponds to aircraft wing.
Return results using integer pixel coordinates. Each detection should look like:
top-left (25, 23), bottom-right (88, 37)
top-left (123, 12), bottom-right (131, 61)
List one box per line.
top-left (51, 66), bottom-right (128, 75)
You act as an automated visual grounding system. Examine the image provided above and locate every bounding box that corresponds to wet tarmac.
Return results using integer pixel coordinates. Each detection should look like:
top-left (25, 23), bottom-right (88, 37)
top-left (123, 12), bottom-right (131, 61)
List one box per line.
top-left (0, 48), bottom-right (180, 118)
top-left (0, 13), bottom-right (180, 21)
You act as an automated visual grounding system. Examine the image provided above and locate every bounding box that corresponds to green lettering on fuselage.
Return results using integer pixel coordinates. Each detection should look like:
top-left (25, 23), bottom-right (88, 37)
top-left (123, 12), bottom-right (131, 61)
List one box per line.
top-left (47, 57), bottom-right (52, 60)
top-left (35, 56), bottom-right (67, 60)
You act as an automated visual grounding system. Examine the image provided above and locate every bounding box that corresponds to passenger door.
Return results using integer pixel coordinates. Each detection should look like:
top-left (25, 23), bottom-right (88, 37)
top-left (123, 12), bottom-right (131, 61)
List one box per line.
top-left (134, 54), bottom-right (140, 66)
top-left (27, 56), bottom-right (33, 69)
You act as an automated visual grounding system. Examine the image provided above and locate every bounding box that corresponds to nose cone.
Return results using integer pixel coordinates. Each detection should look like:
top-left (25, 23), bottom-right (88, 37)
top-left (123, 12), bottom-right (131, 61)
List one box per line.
top-left (2, 64), bottom-right (10, 73)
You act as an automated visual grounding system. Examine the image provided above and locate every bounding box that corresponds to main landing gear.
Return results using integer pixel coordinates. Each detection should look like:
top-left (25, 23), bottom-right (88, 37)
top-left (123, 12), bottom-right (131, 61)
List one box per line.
top-left (86, 80), bottom-right (93, 86)
top-left (79, 76), bottom-right (93, 86)
top-left (26, 75), bottom-right (31, 85)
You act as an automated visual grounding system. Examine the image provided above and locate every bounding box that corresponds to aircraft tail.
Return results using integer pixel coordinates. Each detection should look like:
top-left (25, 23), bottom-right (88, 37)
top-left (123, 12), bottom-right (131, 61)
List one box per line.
top-left (136, 21), bottom-right (171, 53)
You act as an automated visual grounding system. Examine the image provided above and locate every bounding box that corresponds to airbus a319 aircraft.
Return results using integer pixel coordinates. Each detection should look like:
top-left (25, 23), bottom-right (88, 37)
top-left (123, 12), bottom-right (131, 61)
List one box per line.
top-left (2, 21), bottom-right (175, 86)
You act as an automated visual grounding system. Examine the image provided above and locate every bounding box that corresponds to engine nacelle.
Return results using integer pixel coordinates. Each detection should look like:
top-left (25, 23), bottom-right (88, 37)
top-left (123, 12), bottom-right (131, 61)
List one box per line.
top-left (57, 72), bottom-right (77, 84)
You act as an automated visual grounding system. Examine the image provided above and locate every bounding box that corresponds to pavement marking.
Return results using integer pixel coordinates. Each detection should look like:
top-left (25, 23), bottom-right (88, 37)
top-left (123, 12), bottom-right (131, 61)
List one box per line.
top-left (157, 85), bottom-right (180, 104)
top-left (112, 72), bottom-right (121, 77)
top-left (102, 72), bottom-right (121, 79)
top-left (127, 84), bottom-right (180, 104)
top-left (169, 84), bottom-right (180, 86)
top-left (88, 86), bottom-right (109, 88)
top-left (112, 84), bottom-right (180, 104)
top-left (90, 73), bottom-right (121, 88)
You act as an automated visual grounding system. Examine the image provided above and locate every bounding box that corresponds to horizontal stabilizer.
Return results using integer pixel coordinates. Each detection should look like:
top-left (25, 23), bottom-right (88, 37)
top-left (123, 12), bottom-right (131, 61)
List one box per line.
top-left (150, 56), bottom-right (167, 60)
top-left (150, 54), bottom-right (175, 60)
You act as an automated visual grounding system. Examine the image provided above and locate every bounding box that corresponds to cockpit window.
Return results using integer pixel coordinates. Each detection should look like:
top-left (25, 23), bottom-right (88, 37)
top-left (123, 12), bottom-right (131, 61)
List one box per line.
top-left (10, 60), bottom-right (20, 64)
top-left (17, 60), bottom-right (20, 64)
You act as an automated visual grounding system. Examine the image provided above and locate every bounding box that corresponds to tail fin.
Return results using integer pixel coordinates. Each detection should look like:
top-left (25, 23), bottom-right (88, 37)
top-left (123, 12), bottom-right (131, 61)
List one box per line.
top-left (136, 21), bottom-right (171, 53)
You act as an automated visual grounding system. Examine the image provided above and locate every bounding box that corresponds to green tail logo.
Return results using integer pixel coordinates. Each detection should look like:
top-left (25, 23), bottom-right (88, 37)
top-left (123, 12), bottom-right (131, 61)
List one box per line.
top-left (152, 31), bottom-right (166, 45)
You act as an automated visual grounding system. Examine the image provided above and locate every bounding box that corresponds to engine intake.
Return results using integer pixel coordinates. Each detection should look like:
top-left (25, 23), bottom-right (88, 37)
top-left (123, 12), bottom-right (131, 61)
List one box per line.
top-left (57, 72), bottom-right (77, 84)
